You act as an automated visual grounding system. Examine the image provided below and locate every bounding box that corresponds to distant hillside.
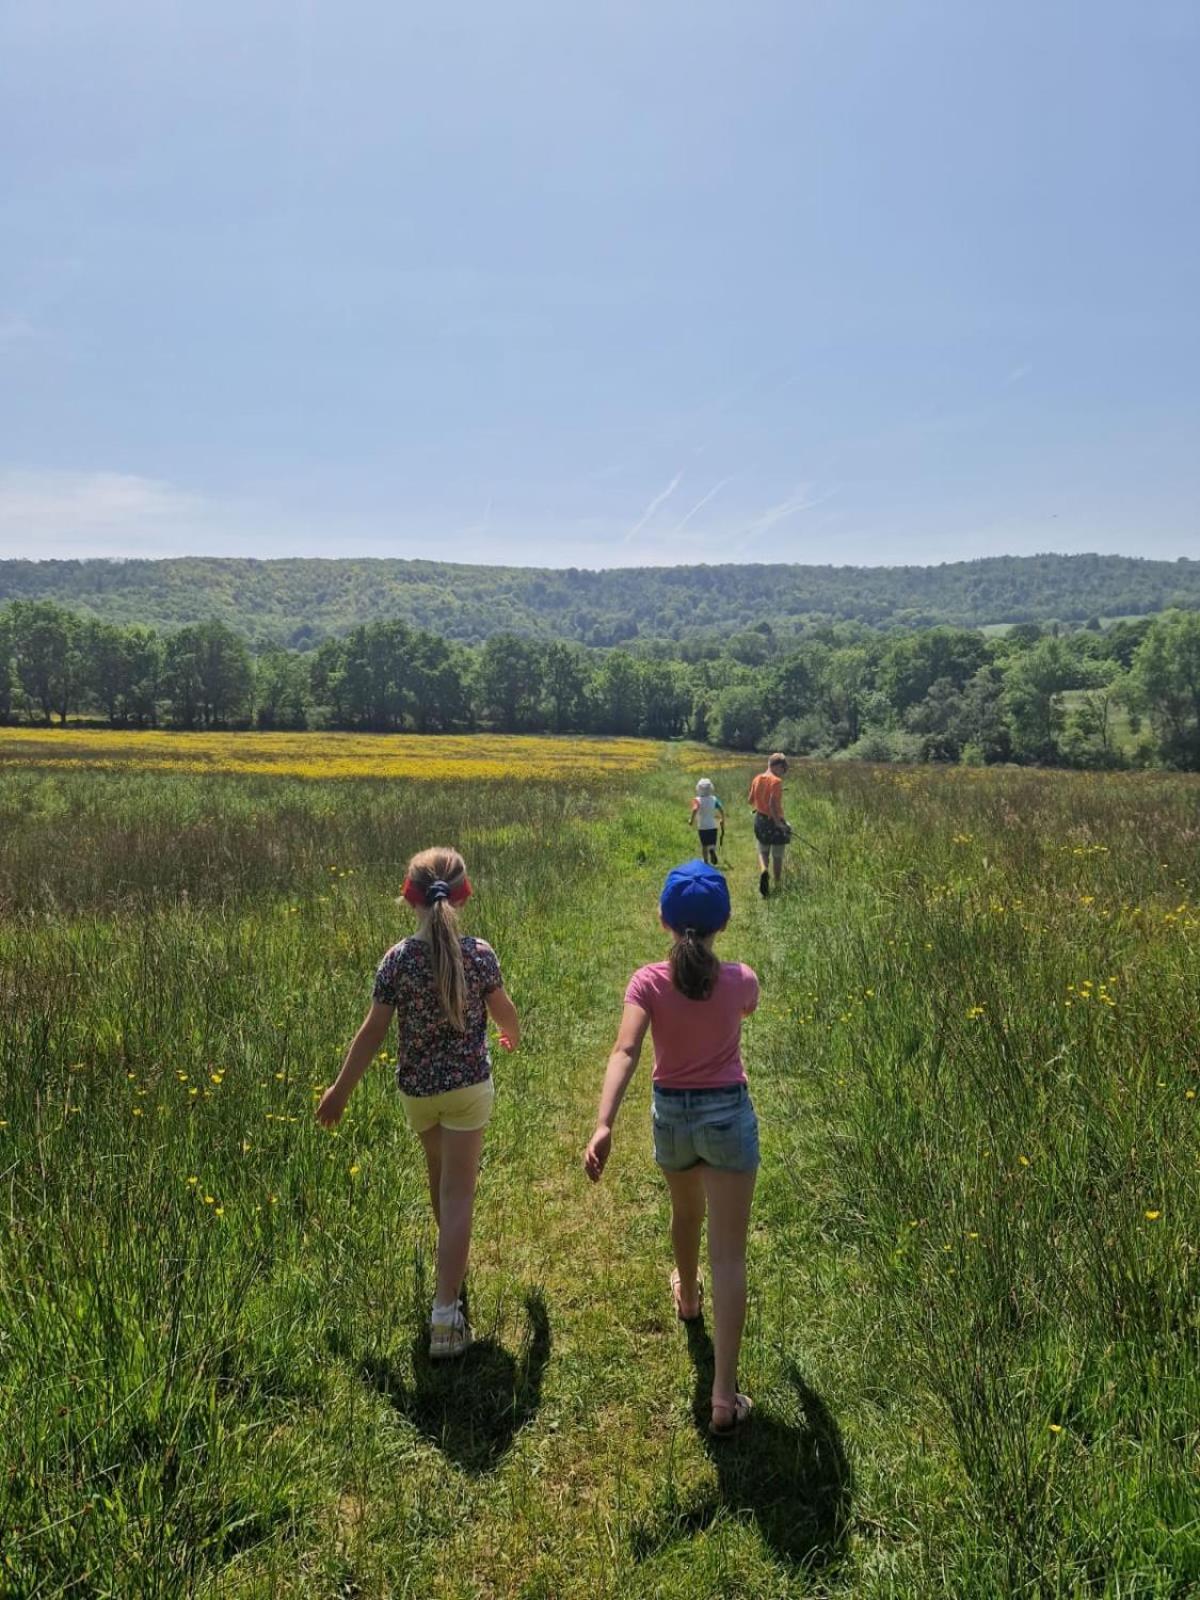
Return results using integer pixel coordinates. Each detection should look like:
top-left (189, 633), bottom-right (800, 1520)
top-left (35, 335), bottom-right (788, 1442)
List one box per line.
top-left (2, 553), bottom-right (1198, 648)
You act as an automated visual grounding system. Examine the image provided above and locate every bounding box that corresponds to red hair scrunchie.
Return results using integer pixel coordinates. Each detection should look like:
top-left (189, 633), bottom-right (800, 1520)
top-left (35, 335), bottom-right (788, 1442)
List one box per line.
top-left (401, 875), bottom-right (473, 909)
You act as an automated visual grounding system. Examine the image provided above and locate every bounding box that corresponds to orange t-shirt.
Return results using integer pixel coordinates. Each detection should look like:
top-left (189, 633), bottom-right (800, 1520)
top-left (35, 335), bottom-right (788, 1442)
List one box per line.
top-left (747, 772), bottom-right (784, 820)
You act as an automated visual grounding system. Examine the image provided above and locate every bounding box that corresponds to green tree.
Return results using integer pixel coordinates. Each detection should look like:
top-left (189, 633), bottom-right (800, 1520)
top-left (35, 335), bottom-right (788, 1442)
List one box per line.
top-left (1061, 673), bottom-right (1128, 768)
top-left (592, 652), bottom-right (643, 736)
top-left (308, 637), bottom-right (351, 726)
top-left (0, 608), bottom-right (15, 723)
top-left (330, 622), bottom-right (414, 730)
top-left (904, 677), bottom-right (968, 761)
top-left (638, 659), bottom-right (690, 739)
top-left (878, 628), bottom-right (989, 713)
top-left (1100, 617), bottom-right (1153, 670)
top-left (823, 647), bottom-right (870, 747)
top-left (361, 621), bottom-right (411, 730)
top-left (541, 642), bottom-right (589, 733)
top-left (1003, 637), bottom-right (1087, 762)
top-left (765, 646), bottom-right (825, 726)
top-left (122, 626), bottom-right (164, 727)
top-left (1129, 611), bottom-right (1200, 768)
top-left (955, 665), bottom-right (1012, 764)
top-left (163, 621), bottom-right (252, 728)
top-left (162, 628), bottom-right (203, 729)
top-left (477, 635), bottom-right (543, 732)
top-left (10, 600), bottom-right (81, 723)
top-left (689, 689), bottom-right (715, 745)
top-left (84, 619), bottom-right (160, 726)
top-left (711, 685), bottom-right (764, 750)
top-left (255, 650), bottom-right (311, 730)
top-left (409, 635), bottom-right (470, 733)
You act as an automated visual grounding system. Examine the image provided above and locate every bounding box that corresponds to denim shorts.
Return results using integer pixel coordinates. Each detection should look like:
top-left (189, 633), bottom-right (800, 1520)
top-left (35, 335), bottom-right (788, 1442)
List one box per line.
top-left (651, 1084), bottom-right (760, 1173)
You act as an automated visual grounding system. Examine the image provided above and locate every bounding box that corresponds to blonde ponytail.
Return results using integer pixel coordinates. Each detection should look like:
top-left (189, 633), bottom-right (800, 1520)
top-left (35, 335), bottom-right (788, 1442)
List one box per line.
top-left (426, 898), bottom-right (467, 1031)
top-left (402, 847), bottom-right (470, 1031)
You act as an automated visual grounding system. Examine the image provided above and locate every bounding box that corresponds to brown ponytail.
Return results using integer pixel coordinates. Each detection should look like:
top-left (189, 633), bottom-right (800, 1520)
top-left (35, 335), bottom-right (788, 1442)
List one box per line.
top-left (403, 847), bottom-right (469, 1031)
top-left (669, 928), bottom-right (720, 1001)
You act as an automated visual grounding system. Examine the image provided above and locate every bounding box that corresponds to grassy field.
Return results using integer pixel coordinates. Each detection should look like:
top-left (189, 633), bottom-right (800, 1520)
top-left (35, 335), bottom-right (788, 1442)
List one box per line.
top-left (1, 734), bottom-right (1197, 1598)
top-left (0, 729), bottom-right (672, 782)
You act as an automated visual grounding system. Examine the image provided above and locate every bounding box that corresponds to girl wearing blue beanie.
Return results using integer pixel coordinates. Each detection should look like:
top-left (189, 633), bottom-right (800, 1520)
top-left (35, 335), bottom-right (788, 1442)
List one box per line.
top-left (584, 860), bottom-right (760, 1436)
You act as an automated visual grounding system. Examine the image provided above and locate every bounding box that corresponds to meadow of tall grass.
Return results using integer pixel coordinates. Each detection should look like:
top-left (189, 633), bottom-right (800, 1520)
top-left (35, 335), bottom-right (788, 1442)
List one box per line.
top-left (0, 738), bottom-right (1196, 1597)
top-left (761, 764), bottom-right (1199, 1596)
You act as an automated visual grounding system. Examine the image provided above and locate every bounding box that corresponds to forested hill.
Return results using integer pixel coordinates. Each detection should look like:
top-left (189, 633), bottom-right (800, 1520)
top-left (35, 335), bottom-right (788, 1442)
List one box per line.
top-left (2, 553), bottom-right (1199, 648)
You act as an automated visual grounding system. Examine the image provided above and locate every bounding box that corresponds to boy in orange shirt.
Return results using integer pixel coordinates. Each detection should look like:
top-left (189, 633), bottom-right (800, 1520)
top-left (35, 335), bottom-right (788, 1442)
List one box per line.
top-left (747, 752), bottom-right (790, 897)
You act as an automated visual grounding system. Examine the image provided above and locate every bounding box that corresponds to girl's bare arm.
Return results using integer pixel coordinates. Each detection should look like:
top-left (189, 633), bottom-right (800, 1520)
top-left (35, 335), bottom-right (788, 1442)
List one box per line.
top-left (485, 985), bottom-right (521, 1049)
top-left (584, 1003), bottom-right (650, 1182)
top-left (316, 1001), bottom-right (394, 1127)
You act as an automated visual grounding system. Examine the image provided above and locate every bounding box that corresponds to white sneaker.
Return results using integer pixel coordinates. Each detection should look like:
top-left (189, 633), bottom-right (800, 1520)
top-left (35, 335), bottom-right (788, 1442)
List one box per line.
top-left (429, 1305), bottom-right (473, 1360)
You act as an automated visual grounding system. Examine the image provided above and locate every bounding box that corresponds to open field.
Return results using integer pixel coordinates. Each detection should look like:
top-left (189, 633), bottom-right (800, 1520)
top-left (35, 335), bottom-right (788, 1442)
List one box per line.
top-left (1, 738), bottom-right (1197, 1597)
top-left (0, 729), bottom-right (676, 783)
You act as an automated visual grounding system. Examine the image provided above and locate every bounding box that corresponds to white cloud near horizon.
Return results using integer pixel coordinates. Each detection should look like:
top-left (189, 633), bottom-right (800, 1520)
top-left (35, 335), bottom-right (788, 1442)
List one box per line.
top-left (0, 470), bottom-right (209, 555)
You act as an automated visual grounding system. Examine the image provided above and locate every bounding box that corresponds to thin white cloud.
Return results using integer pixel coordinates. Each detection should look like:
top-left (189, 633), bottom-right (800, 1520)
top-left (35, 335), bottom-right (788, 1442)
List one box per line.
top-left (671, 476), bottom-right (733, 536)
top-left (727, 484), bottom-right (837, 558)
top-left (1005, 363), bottom-right (1033, 385)
top-left (623, 469), bottom-right (683, 543)
top-left (0, 470), bottom-right (208, 554)
top-left (459, 496), bottom-right (493, 541)
top-left (744, 485), bottom-right (833, 537)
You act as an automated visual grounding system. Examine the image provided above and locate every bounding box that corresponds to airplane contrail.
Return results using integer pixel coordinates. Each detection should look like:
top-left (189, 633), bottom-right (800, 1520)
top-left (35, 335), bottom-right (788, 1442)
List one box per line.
top-left (727, 485), bottom-right (837, 558)
top-left (624, 470), bottom-right (684, 543)
top-left (672, 476), bottom-right (733, 537)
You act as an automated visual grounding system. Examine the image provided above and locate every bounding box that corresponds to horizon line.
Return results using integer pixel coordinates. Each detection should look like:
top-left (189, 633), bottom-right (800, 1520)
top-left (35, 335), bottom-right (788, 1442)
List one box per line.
top-left (2, 548), bottom-right (1198, 577)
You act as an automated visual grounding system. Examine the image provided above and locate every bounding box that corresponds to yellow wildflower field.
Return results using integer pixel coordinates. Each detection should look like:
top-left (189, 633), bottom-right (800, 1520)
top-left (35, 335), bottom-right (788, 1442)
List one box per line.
top-left (0, 728), bottom-right (663, 781)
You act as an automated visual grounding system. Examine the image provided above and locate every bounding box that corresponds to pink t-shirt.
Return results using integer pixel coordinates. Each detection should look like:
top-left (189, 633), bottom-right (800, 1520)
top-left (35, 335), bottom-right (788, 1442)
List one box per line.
top-left (624, 961), bottom-right (759, 1088)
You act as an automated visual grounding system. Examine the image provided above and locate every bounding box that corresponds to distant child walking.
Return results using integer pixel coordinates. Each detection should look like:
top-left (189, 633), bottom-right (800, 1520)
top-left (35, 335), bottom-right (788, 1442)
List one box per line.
top-left (689, 777), bottom-right (725, 867)
top-left (316, 847), bottom-right (520, 1359)
top-left (748, 751), bottom-right (791, 898)
top-left (584, 861), bottom-right (760, 1436)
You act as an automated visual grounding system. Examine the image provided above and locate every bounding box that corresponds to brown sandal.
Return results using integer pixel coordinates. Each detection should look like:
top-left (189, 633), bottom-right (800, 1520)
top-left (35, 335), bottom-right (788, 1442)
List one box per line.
top-left (669, 1269), bottom-right (703, 1324)
top-left (709, 1393), bottom-right (753, 1437)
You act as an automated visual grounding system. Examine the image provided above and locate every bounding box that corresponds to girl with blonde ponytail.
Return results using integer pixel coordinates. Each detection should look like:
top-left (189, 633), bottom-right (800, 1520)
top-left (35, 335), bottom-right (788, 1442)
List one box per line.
top-left (317, 846), bottom-right (521, 1359)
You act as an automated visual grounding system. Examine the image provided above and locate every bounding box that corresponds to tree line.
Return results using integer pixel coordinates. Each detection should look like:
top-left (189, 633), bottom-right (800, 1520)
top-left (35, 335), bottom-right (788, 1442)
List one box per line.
top-left (3, 599), bottom-right (1200, 770)
top-left (4, 552), bottom-right (1200, 648)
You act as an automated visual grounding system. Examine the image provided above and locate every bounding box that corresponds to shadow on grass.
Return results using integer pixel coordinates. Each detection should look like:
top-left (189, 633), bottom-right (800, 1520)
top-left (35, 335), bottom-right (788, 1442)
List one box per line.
top-left (358, 1289), bottom-right (551, 1476)
top-left (633, 1318), bottom-right (853, 1572)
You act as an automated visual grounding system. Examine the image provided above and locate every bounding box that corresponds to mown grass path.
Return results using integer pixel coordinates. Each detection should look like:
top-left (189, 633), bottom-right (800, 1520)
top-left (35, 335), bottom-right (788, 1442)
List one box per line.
top-left (309, 754), bottom-right (958, 1599)
top-left (309, 756), bottom-right (873, 1599)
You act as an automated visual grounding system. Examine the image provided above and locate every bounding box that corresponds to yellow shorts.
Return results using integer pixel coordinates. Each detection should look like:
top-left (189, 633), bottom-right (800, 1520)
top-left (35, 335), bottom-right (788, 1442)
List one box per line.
top-left (400, 1077), bottom-right (495, 1134)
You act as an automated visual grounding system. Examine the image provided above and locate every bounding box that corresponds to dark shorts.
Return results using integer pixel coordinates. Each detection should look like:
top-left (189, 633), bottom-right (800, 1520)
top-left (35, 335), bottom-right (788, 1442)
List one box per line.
top-left (651, 1084), bottom-right (760, 1173)
top-left (698, 827), bottom-right (718, 848)
top-left (753, 812), bottom-right (791, 849)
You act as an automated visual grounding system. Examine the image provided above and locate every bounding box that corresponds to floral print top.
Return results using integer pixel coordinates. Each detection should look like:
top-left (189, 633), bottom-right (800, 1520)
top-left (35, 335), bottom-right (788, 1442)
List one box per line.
top-left (373, 935), bottom-right (503, 1097)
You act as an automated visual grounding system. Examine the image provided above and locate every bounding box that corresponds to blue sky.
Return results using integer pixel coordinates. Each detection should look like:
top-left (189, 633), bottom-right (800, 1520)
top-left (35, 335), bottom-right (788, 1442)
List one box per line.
top-left (1, 0), bottom-right (1197, 568)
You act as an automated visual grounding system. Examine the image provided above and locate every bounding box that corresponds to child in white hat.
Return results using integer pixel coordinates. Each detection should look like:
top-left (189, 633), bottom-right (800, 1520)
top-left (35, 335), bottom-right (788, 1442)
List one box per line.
top-left (689, 778), bottom-right (725, 867)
